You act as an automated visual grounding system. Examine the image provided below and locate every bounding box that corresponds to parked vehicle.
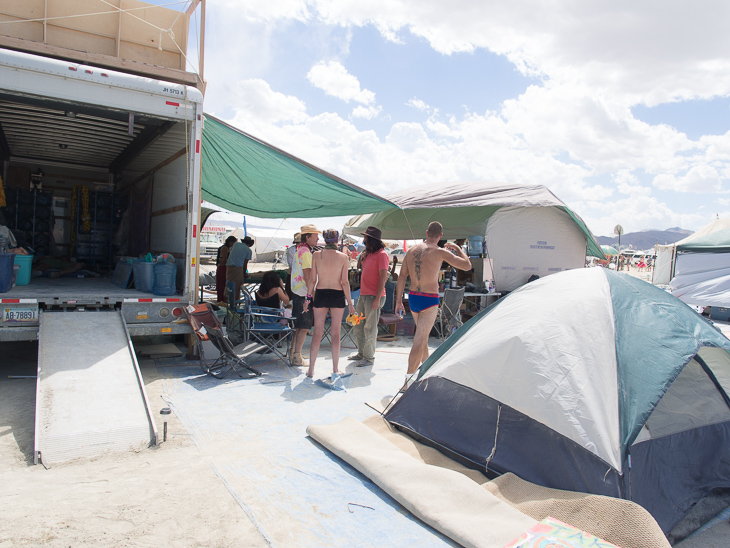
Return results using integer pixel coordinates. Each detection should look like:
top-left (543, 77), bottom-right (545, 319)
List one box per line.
top-left (0, 48), bottom-right (203, 341)
top-left (341, 243), bottom-right (359, 260)
top-left (199, 226), bottom-right (227, 263)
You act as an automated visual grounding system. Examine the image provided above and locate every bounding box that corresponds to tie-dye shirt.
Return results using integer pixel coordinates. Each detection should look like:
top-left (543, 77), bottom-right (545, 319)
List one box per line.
top-left (291, 244), bottom-right (313, 297)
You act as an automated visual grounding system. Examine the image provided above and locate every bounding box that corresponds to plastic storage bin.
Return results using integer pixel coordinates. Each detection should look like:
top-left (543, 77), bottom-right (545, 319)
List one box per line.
top-left (133, 260), bottom-right (155, 292)
top-left (0, 254), bottom-right (14, 293)
top-left (468, 235), bottom-right (484, 257)
top-left (13, 254), bottom-right (33, 286)
top-left (152, 262), bottom-right (177, 296)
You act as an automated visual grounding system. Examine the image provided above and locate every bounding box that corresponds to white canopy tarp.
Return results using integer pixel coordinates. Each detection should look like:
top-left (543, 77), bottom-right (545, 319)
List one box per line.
top-left (653, 218), bottom-right (730, 306)
top-left (670, 252), bottom-right (730, 307)
top-left (225, 227), bottom-right (292, 263)
top-left (652, 244), bottom-right (675, 285)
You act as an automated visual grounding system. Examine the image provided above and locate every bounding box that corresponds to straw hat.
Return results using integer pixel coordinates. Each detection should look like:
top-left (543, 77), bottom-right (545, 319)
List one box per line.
top-left (300, 224), bottom-right (321, 235)
top-left (292, 232), bottom-right (301, 243)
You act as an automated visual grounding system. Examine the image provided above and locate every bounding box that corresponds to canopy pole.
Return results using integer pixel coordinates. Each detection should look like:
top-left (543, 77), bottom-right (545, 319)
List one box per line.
top-left (401, 209), bottom-right (417, 241)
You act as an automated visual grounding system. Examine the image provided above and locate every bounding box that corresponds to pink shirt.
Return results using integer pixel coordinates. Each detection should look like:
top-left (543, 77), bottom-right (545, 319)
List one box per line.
top-left (360, 250), bottom-right (389, 297)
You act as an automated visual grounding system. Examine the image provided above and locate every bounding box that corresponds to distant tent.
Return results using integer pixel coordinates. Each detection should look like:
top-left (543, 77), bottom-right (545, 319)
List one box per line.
top-left (385, 268), bottom-right (730, 535)
top-left (343, 182), bottom-right (603, 292)
top-left (653, 218), bottom-right (730, 307)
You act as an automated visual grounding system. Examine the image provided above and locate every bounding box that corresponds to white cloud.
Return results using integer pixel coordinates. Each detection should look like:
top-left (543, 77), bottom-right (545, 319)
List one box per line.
top-left (307, 61), bottom-right (376, 105)
top-left (217, 79), bottom-right (308, 130)
top-left (352, 105), bottom-right (382, 119)
top-left (219, 0), bottom-right (309, 22)
top-left (311, 1), bottom-right (730, 104)
top-left (653, 165), bottom-right (723, 193)
top-left (406, 98), bottom-right (430, 111)
top-left (201, 1), bottom-right (730, 234)
top-left (614, 170), bottom-right (651, 197)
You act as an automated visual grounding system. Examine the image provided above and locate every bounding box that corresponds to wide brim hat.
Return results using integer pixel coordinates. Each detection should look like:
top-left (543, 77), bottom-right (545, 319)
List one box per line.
top-left (293, 232), bottom-right (301, 243)
top-left (300, 224), bottom-right (321, 235)
top-left (360, 226), bottom-right (382, 241)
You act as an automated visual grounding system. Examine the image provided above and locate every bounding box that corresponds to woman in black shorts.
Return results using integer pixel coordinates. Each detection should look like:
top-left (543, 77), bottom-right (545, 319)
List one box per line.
top-left (305, 229), bottom-right (356, 379)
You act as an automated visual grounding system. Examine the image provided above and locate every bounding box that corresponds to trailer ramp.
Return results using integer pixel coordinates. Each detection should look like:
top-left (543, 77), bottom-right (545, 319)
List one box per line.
top-left (35, 310), bottom-right (157, 465)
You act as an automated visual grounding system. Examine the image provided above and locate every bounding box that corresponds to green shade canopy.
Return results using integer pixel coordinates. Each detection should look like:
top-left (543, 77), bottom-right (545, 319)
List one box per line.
top-left (675, 218), bottom-right (730, 253)
top-left (201, 115), bottom-right (396, 218)
top-left (601, 245), bottom-right (618, 256)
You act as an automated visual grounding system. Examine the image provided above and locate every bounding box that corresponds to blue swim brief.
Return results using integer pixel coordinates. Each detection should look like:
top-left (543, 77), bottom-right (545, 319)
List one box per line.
top-left (408, 291), bottom-right (439, 313)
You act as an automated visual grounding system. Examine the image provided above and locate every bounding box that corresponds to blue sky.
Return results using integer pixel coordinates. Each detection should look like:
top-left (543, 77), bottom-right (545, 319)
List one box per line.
top-left (161, 0), bottom-right (730, 238)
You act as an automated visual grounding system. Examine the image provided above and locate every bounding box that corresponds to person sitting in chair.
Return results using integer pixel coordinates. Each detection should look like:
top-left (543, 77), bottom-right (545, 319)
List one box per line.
top-left (255, 271), bottom-right (290, 322)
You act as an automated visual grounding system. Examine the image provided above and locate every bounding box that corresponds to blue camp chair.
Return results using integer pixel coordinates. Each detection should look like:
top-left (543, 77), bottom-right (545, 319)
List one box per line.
top-left (227, 281), bottom-right (295, 365)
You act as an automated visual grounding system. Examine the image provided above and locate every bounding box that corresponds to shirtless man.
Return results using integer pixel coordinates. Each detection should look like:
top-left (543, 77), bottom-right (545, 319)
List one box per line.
top-left (305, 229), bottom-right (356, 380)
top-left (394, 221), bottom-right (472, 388)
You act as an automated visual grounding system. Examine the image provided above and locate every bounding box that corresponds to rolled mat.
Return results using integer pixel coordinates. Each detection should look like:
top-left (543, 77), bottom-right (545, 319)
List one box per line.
top-left (307, 416), bottom-right (537, 548)
top-left (310, 415), bottom-right (670, 548)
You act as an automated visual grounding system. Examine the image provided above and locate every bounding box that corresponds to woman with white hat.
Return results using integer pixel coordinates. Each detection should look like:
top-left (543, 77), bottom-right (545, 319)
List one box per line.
top-left (290, 224), bottom-right (320, 366)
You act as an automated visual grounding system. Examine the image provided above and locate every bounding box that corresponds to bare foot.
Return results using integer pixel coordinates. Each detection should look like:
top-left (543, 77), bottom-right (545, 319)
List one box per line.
top-left (306, 368), bottom-right (314, 378)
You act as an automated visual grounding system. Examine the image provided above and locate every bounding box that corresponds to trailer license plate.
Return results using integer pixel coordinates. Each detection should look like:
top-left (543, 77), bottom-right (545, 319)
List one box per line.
top-left (3, 308), bottom-right (38, 322)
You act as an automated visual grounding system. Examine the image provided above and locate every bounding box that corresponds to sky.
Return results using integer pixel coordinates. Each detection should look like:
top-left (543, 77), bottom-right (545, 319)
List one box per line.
top-left (163, 0), bottom-right (729, 238)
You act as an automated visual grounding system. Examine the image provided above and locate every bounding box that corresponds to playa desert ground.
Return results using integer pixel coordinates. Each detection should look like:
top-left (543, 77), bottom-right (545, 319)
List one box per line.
top-left (1, 265), bottom-right (729, 547)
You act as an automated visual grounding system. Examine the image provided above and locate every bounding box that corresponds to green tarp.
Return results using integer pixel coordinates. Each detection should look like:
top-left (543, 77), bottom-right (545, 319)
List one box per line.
top-left (201, 115), bottom-right (395, 218)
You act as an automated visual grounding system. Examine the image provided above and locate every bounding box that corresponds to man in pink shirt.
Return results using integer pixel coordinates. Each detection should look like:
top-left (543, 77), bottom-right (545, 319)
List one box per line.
top-left (349, 226), bottom-right (390, 366)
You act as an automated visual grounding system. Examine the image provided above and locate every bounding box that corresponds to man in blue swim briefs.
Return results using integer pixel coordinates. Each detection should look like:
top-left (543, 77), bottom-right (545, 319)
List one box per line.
top-left (395, 221), bottom-right (472, 390)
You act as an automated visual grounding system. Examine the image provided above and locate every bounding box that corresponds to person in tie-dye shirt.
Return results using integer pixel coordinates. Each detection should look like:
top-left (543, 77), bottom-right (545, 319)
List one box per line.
top-left (290, 224), bottom-right (320, 366)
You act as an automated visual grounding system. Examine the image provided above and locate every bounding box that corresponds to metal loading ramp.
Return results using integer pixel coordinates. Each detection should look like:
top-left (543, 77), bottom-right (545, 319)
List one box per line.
top-left (35, 310), bottom-right (157, 465)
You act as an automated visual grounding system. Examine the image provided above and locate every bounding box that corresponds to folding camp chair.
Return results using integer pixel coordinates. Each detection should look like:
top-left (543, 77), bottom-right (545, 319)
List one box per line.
top-left (227, 281), bottom-right (296, 365)
top-left (320, 290), bottom-right (359, 347)
top-left (436, 287), bottom-right (465, 341)
top-left (183, 302), bottom-right (264, 378)
top-left (378, 281), bottom-right (400, 340)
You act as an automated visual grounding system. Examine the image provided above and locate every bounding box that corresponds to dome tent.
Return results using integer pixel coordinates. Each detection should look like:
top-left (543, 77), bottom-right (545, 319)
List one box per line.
top-left (384, 267), bottom-right (730, 535)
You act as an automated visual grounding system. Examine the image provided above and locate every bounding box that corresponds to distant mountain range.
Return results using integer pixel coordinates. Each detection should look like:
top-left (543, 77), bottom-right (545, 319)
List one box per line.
top-left (595, 228), bottom-right (692, 250)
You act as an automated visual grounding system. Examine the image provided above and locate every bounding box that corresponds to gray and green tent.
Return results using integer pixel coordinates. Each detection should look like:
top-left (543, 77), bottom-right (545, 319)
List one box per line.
top-left (344, 182), bottom-right (604, 292)
top-left (385, 267), bottom-right (730, 536)
top-left (654, 218), bottom-right (730, 308)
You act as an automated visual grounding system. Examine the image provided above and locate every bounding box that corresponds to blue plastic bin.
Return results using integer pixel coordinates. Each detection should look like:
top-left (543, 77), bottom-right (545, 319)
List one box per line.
top-left (133, 260), bottom-right (155, 293)
top-left (0, 254), bottom-right (14, 293)
top-left (14, 254), bottom-right (33, 286)
top-left (152, 262), bottom-right (177, 296)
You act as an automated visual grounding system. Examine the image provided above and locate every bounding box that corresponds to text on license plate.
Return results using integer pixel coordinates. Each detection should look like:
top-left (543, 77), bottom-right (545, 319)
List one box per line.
top-left (3, 308), bottom-right (38, 322)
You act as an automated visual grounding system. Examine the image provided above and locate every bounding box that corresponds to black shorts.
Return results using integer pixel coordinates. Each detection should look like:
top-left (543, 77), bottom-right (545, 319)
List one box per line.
top-left (292, 295), bottom-right (314, 330)
top-left (313, 289), bottom-right (346, 309)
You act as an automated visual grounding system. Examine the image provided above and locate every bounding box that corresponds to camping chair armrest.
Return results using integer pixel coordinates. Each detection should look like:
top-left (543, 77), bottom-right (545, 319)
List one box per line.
top-left (250, 305), bottom-right (283, 314)
top-left (252, 312), bottom-right (285, 320)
